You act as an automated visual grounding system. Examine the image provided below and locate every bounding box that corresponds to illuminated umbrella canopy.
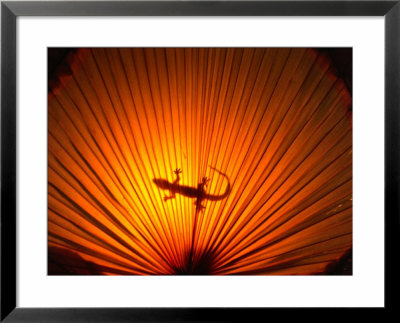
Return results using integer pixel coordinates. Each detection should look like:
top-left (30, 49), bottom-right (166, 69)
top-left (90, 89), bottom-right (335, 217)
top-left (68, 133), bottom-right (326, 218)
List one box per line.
top-left (48, 48), bottom-right (352, 275)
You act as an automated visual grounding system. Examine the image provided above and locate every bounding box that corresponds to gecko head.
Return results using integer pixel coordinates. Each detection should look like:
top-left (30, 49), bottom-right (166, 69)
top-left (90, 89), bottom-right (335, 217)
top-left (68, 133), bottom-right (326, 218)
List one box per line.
top-left (153, 178), bottom-right (169, 189)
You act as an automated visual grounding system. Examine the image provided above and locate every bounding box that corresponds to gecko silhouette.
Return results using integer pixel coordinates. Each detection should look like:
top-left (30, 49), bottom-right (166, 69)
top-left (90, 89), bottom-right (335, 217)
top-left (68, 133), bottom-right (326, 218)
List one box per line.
top-left (153, 166), bottom-right (231, 213)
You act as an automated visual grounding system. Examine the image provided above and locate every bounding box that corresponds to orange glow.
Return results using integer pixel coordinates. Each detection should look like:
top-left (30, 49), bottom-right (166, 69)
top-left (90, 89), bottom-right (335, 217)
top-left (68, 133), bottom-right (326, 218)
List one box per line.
top-left (48, 48), bottom-right (352, 275)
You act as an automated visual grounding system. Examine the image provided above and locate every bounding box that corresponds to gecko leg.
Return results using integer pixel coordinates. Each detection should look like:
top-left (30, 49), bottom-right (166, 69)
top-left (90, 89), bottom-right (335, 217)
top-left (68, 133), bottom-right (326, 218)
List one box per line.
top-left (173, 168), bottom-right (182, 184)
top-left (202, 176), bottom-right (210, 187)
top-left (195, 200), bottom-right (206, 212)
top-left (164, 193), bottom-right (176, 201)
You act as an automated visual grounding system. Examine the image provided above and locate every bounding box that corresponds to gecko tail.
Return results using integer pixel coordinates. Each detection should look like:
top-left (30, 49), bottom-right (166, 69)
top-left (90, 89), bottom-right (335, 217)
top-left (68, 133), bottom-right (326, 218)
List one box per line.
top-left (208, 165), bottom-right (221, 174)
top-left (205, 165), bottom-right (231, 201)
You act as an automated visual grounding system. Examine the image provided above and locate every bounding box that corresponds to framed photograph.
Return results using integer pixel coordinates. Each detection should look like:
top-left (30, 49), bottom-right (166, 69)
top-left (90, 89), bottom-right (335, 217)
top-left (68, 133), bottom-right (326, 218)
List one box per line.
top-left (1, 1), bottom-right (398, 321)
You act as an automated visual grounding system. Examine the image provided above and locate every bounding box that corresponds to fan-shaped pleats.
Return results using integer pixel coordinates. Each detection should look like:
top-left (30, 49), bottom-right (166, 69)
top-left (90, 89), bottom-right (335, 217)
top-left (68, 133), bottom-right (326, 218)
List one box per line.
top-left (48, 48), bottom-right (352, 275)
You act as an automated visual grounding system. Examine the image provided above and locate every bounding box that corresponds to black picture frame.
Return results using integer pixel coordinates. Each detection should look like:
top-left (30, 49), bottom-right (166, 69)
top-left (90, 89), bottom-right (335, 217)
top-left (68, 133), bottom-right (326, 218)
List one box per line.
top-left (1, 1), bottom-right (399, 321)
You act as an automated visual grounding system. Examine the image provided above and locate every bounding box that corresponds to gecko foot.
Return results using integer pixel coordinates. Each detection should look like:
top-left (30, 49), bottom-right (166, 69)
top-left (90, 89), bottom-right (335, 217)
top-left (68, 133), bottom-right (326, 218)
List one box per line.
top-left (174, 168), bottom-right (182, 175)
top-left (195, 201), bottom-right (206, 212)
top-left (202, 177), bottom-right (210, 186)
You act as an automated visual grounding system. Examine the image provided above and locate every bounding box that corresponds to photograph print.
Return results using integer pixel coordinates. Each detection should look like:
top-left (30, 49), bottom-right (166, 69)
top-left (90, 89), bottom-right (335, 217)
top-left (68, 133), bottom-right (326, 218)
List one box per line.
top-left (48, 48), bottom-right (352, 275)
